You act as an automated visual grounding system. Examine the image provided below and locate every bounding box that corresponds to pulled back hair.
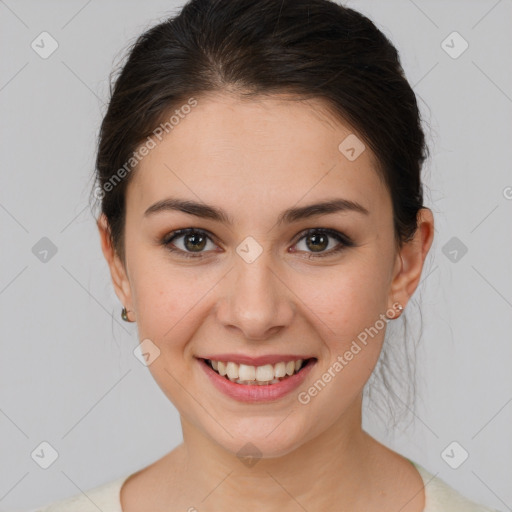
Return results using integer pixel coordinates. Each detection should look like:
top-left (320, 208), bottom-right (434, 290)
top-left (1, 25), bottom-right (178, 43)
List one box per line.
top-left (91, 0), bottom-right (431, 429)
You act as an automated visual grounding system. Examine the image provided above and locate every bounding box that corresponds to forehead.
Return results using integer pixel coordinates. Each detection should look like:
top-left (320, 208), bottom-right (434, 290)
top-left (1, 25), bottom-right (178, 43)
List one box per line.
top-left (127, 92), bottom-right (390, 220)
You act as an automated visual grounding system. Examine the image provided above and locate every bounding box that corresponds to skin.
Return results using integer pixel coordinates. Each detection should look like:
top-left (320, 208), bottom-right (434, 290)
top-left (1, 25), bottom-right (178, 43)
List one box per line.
top-left (98, 92), bottom-right (434, 511)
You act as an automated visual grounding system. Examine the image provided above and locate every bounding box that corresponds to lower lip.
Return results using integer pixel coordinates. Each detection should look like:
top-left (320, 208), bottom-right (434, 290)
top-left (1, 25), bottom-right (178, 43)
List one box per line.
top-left (197, 357), bottom-right (317, 403)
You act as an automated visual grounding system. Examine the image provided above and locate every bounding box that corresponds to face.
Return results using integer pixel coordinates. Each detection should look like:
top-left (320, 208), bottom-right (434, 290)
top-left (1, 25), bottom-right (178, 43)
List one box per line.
top-left (99, 92), bottom-right (433, 458)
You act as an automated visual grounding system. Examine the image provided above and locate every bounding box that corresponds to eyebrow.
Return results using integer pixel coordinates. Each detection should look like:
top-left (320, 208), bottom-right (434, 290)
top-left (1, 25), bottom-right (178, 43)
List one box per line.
top-left (144, 197), bottom-right (369, 225)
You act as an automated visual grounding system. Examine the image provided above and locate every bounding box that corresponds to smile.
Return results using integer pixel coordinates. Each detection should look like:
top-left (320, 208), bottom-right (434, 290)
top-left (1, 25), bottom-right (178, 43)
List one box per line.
top-left (206, 358), bottom-right (309, 385)
top-left (197, 357), bottom-right (317, 402)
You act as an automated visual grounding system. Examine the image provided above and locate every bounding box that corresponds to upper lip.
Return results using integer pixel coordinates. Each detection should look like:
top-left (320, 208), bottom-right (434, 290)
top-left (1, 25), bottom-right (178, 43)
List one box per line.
top-left (198, 354), bottom-right (316, 366)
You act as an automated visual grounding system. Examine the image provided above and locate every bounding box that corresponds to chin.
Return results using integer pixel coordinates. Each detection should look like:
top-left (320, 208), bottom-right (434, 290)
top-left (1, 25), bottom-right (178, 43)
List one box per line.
top-left (208, 415), bottom-right (312, 460)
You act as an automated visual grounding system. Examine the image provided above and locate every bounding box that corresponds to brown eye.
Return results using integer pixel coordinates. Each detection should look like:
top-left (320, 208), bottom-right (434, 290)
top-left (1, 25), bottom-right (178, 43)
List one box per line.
top-left (292, 228), bottom-right (354, 258)
top-left (182, 231), bottom-right (208, 252)
top-left (162, 229), bottom-right (217, 258)
top-left (305, 232), bottom-right (329, 252)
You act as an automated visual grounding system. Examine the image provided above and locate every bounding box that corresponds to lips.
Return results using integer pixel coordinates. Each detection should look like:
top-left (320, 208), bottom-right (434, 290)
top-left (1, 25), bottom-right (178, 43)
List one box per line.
top-left (197, 356), bottom-right (317, 402)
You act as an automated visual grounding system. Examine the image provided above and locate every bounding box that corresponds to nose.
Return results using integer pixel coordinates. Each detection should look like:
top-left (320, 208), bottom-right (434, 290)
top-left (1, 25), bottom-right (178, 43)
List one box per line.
top-left (215, 250), bottom-right (295, 341)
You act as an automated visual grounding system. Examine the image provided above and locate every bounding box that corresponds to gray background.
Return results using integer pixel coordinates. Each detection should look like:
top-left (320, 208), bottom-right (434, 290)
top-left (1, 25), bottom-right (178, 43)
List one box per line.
top-left (1, 0), bottom-right (511, 510)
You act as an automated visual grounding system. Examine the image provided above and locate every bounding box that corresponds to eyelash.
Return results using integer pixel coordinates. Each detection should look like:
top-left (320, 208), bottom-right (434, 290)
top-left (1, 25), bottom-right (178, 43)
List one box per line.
top-left (161, 228), bottom-right (354, 260)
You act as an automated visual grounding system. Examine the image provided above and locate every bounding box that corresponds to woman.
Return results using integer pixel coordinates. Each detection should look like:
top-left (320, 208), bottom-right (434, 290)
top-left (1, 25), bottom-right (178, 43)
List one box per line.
top-left (36, 0), bottom-right (500, 510)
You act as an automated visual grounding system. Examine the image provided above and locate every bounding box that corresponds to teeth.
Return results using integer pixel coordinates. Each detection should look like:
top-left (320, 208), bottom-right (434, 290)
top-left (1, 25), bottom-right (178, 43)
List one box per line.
top-left (217, 361), bottom-right (227, 376)
top-left (226, 362), bottom-right (239, 380)
top-left (256, 364), bottom-right (274, 381)
top-left (207, 358), bottom-right (305, 383)
top-left (238, 363), bottom-right (256, 381)
top-left (274, 362), bottom-right (286, 378)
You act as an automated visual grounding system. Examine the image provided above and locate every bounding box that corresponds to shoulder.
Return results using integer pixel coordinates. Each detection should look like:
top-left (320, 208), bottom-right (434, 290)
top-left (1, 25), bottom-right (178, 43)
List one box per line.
top-left (33, 474), bottom-right (130, 512)
top-left (410, 460), bottom-right (502, 512)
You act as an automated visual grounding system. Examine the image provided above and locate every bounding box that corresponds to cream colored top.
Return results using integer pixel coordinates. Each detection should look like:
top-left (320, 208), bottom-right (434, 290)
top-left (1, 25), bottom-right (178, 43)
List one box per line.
top-left (33, 460), bottom-right (501, 511)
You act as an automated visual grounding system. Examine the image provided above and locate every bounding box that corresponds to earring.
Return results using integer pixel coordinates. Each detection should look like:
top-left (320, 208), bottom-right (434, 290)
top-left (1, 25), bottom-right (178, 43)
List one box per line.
top-left (121, 306), bottom-right (134, 322)
top-left (387, 302), bottom-right (404, 319)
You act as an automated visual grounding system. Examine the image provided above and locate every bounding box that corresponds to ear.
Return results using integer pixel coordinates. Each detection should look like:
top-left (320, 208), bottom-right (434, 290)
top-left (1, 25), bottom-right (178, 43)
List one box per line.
top-left (97, 214), bottom-right (134, 316)
top-left (388, 208), bottom-right (434, 311)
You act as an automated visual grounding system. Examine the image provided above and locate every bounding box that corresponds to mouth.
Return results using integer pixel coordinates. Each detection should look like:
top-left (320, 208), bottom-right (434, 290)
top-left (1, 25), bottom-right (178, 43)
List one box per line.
top-left (202, 357), bottom-right (315, 385)
top-left (196, 356), bottom-right (317, 402)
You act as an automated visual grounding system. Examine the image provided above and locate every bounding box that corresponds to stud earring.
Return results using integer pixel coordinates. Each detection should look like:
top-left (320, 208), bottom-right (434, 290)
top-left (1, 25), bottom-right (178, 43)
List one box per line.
top-left (387, 302), bottom-right (404, 319)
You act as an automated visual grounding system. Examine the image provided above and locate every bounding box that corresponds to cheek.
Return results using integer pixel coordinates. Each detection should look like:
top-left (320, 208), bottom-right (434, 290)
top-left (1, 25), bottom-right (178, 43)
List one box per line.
top-left (300, 257), bottom-right (392, 372)
top-left (133, 276), bottom-right (192, 343)
top-left (296, 268), bottom-right (391, 411)
top-left (307, 259), bottom-right (390, 328)
top-left (128, 252), bottom-right (217, 353)
top-left (128, 262), bottom-right (204, 401)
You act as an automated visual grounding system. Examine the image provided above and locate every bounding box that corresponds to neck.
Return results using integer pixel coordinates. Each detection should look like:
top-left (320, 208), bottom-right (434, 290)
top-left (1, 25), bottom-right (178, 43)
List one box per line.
top-left (172, 393), bottom-right (379, 511)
